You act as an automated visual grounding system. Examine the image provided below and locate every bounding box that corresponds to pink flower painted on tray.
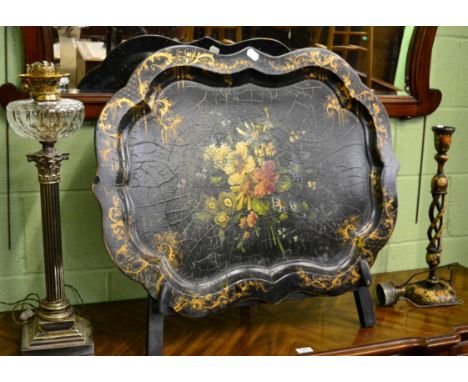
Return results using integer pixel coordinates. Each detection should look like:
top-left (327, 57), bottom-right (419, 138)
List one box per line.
top-left (253, 160), bottom-right (279, 197)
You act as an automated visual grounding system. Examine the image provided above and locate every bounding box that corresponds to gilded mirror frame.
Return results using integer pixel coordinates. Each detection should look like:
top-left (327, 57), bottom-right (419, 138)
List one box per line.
top-left (0, 26), bottom-right (441, 119)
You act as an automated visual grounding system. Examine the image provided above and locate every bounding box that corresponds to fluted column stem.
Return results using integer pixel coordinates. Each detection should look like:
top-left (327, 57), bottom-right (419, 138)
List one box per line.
top-left (39, 181), bottom-right (64, 302)
top-left (27, 142), bottom-right (72, 321)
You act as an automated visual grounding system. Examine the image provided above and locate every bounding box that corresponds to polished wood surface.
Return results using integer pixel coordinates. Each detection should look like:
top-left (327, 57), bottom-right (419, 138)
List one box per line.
top-left (1, 265), bottom-right (467, 356)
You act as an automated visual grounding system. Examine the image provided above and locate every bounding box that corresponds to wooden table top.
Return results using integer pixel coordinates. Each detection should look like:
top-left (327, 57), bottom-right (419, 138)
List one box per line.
top-left (1, 264), bottom-right (467, 356)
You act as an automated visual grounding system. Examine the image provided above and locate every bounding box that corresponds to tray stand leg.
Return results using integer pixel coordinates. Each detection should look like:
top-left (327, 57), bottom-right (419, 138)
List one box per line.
top-left (147, 296), bottom-right (164, 356)
top-left (353, 260), bottom-right (376, 328)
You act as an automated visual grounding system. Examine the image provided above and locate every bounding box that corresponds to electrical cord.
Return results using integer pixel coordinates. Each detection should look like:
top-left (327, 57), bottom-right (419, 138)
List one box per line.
top-left (0, 285), bottom-right (86, 325)
top-left (64, 283), bottom-right (86, 315)
top-left (0, 292), bottom-right (41, 325)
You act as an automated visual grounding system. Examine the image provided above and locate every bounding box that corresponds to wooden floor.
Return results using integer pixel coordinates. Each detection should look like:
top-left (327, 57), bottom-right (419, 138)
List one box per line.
top-left (1, 265), bottom-right (468, 355)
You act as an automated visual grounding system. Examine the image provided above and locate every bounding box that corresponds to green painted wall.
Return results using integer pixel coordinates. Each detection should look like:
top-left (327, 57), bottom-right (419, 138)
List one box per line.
top-left (1, 27), bottom-right (467, 310)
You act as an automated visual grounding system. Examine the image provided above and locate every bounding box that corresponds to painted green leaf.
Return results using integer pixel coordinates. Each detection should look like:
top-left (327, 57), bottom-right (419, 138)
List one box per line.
top-left (278, 167), bottom-right (290, 175)
top-left (210, 176), bottom-right (224, 184)
top-left (252, 198), bottom-right (270, 215)
top-left (195, 211), bottom-right (212, 222)
top-left (277, 175), bottom-right (292, 192)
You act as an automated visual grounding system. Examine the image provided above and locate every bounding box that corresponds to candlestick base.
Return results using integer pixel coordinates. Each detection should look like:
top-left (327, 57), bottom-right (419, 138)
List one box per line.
top-left (21, 313), bottom-right (94, 356)
top-left (402, 279), bottom-right (460, 307)
top-left (377, 271), bottom-right (463, 308)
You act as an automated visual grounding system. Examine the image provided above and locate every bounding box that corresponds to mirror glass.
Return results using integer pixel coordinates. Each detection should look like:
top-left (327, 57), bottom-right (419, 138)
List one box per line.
top-left (50, 26), bottom-right (411, 95)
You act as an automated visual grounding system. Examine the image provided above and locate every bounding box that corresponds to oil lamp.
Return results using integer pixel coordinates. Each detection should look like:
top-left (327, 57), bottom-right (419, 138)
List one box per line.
top-left (6, 61), bottom-right (94, 355)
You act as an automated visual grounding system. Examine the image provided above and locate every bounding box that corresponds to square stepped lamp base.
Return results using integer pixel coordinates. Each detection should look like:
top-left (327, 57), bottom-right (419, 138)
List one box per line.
top-left (21, 315), bottom-right (94, 356)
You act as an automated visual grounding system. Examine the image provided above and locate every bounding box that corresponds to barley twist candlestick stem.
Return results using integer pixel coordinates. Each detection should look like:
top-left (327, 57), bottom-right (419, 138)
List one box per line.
top-left (377, 125), bottom-right (461, 307)
top-left (426, 125), bottom-right (454, 283)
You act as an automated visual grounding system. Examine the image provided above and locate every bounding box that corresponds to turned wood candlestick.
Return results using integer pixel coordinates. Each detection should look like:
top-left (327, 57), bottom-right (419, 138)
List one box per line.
top-left (426, 125), bottom-right (455, 281)
top-left (377, 125), bottom-right (461, 307)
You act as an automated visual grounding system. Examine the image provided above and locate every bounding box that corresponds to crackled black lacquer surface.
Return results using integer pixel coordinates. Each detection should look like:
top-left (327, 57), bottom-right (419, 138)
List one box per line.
top-left (79, 35), bottom-right (290, 92)
top-left (94, 46), bottom-right (398, 317)
top-left (130, 81), bottom-right (372, 278)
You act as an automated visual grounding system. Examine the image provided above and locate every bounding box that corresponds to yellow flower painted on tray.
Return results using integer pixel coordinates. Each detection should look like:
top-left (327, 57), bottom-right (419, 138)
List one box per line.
top-left (263, 142), bottom-right (276, 156)
top-left (214, 212), bottom-right (230, 228)
top-left (254, 141), bottom-right (276, 165)
top-left (289, 130), bottom-right (305, 143)
top-left (272, 195), bottom-right (287, 212)
top-left (236, 108), bottom-right (273, 143)
top-left (237, 122), bottom-right (262, 142)
top-left (203, 143), bottom-right (231, 170)
top-left (224, 142), bottom-right (255, 184)
top-left (307, 180), bottom-right (317, 190)
top-left (218, 192), bottom-right (236, 213)
top-left (206, 196), bottom-right (218, 211)
top-left (230, 176), bottom-right (255, 211)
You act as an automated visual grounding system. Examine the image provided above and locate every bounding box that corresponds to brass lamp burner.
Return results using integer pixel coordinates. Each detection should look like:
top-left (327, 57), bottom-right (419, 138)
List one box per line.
top-left (19, 61), bottom-right (69, 101)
